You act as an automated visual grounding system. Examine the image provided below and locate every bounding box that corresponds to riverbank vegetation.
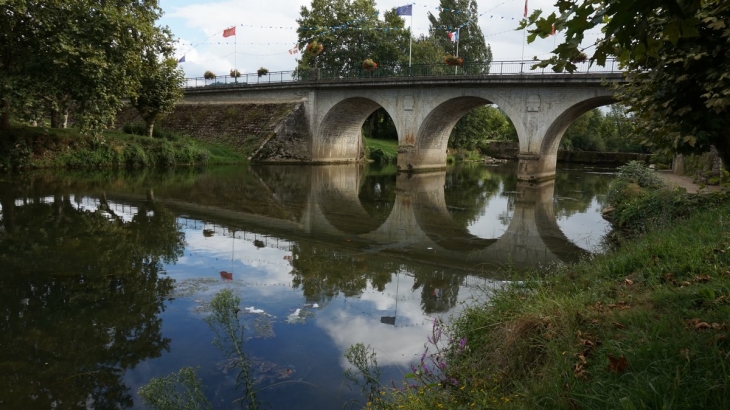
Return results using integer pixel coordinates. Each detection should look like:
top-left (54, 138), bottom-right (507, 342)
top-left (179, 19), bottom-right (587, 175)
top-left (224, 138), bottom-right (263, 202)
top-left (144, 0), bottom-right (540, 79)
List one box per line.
top-left (345, 162), bottom-right (730, 409)
top-left (0, 125), bottom-right (246, 172)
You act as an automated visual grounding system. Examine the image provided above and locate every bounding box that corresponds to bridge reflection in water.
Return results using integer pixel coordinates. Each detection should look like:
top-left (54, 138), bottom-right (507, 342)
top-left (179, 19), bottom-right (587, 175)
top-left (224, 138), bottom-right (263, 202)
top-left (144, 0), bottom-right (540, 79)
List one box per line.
top-left (0, 164), bottom-right (611, 408)
top-left (309, 165), bottom-right (587, 272)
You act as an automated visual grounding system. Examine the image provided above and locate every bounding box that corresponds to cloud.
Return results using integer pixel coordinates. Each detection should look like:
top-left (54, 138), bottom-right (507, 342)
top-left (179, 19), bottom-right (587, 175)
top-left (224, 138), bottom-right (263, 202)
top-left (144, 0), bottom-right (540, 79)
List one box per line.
top-left (161, 0), bottom-right (604, 79)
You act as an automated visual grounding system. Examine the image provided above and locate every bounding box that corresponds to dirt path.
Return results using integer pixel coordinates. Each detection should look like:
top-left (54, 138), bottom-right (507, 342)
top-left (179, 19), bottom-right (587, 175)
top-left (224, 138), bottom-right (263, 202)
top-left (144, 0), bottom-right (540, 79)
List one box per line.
top-left (656, 171), bottom-right (724, 194)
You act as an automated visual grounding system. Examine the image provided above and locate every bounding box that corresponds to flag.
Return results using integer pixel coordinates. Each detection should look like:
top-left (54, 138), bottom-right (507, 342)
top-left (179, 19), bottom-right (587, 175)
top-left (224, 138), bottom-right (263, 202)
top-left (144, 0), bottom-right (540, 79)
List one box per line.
top-left (524, 0), bottom-right (528, 17)
top-left (448, 31), bottom-right (458, 43)
top-left (288, 46), bottom-right (299, 55)
top-left (223, 26), bottom-right (236, 38)
top-left (177, 55), bottom-right (186, 63)
top-left (551, 24), bottom-right (556, 35)
top-left (396, 4), bottom-right (412, 16)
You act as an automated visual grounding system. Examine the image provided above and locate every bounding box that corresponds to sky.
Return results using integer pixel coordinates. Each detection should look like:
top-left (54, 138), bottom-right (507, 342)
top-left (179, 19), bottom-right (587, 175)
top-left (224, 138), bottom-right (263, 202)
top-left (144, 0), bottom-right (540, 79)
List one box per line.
top-left (159, 0), bottom-right (604, 79)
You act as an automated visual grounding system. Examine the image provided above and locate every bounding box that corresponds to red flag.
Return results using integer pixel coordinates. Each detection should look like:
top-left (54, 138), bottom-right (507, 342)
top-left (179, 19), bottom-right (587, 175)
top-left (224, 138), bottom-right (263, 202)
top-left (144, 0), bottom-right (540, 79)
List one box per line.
top-left (551, 24), bottom-right (556, 35)
top-left (524, 0), bottom-right (528, 17)
top-left (223, 26), bottom-right (236, 38)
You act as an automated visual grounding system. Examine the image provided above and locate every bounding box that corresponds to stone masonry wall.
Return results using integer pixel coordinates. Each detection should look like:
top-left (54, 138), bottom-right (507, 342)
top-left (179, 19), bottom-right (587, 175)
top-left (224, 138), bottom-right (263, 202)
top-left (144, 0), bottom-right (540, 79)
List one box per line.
top-left (115, 102), bottom-right (311, 160)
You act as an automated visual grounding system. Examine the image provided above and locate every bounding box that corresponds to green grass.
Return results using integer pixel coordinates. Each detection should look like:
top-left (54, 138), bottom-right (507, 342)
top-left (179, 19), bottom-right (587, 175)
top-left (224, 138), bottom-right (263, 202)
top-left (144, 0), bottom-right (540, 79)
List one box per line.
top-left (360, 186), bottom-right (730, 409)
top-left (364, 137), bottom-right (398, 163)
top-left (0, 125), bottom-right (247, 171)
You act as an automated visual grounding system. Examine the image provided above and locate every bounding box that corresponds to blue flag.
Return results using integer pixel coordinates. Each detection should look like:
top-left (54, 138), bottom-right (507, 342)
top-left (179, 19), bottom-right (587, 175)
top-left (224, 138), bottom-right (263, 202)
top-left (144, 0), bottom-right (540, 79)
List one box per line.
top-left (396, 4), bottom-right (412, 16)
top-left (178, 55), bottom-right (186, 63)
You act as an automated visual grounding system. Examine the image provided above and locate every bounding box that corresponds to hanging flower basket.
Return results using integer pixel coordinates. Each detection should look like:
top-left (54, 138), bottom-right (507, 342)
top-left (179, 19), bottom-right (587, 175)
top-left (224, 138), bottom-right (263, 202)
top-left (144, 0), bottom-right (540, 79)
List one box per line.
top-left (306, 41), bottom-right (324, 56)
top-left (570, 52), bottom-right (588, 63)
top-left (203, 70), bottom-right (216, 80)
top-left (230, 69), bottom-right (241, 78)
top-left (257, 67), bottom-right (269, 77)
top-left (444, 55), bottom-right (464, 67)
top-left (362, 59), bottom-right (378, 72)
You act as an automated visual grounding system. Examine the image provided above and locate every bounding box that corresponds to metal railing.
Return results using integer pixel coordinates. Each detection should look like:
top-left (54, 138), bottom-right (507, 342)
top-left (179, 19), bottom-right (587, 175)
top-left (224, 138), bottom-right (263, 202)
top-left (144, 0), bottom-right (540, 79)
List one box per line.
top-left (184, 59), bottom-right (620, 89)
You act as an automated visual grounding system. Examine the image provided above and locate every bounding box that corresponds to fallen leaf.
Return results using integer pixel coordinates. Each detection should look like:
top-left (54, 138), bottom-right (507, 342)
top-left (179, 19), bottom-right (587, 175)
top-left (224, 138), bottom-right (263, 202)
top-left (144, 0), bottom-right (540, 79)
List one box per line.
top-left (711, 323), bottom-right (722, 330)
top-left (681, 281), bottom-right (691, 287)
top-left (607, 354), bottom-right (628, 373)
top-left (693, 275), bottom-right (711, 283)
top-left (220, 271), bottom-right (233, 281)
top-left (573, 363), bottom-right (587, 379)
top-left (695, 322), bottom-right (711, 330)
top-left (613, 321), bottom-right (625, 329)
top-left (624, 278), bottom-right (634, 285)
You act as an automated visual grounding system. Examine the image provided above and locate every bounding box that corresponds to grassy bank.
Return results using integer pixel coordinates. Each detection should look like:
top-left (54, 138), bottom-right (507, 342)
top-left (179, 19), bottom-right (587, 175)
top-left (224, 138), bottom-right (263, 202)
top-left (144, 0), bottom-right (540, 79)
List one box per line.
top-left (0, 125), bottom-right (247, 172)
top-left (365, 137), bottom-right (398, 163)
top-left (349, 166), bottom-right (730, 409)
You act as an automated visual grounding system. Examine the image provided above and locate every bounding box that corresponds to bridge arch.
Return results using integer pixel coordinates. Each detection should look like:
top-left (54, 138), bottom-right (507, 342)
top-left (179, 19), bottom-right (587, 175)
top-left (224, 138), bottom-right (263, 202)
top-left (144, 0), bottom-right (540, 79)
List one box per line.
top-left (313, 97), bottom-right (397, 162)
top-left (541, 95), bottom-right (617, 158)
top-left (398, 93), bottom-right (521, 171)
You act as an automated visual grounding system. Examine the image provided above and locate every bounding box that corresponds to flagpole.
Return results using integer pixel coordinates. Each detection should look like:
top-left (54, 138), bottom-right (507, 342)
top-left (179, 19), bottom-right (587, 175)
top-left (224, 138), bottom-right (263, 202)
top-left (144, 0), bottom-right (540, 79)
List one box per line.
top-left (234, 28), bottom-right (237, 83)
top-left (521, 0), bottom-right (527, 73)
top-left (455, 27), bottom-right (460, 75)
top-left (408, 13), bottom-right (412, 72)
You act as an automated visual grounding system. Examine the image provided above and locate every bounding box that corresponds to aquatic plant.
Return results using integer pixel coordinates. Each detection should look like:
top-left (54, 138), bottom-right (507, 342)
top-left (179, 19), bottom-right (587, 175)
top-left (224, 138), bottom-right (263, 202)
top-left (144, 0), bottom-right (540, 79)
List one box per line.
top-left (204, 288), bottom-right (260, 409)
top-left (138, 367), bottom-right (211, 410)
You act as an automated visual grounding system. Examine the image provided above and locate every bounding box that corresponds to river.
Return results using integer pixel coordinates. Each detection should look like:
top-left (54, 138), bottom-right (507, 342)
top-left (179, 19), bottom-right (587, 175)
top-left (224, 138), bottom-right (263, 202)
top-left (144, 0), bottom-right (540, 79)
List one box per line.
top-left (0, 162), bottom-right (614, 409)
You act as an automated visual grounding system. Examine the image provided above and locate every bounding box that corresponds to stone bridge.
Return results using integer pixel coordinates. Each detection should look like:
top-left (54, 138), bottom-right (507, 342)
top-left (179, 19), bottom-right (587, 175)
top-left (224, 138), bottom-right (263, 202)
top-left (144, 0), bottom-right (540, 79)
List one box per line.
top-left (183, 70), bottom-right (624, 181)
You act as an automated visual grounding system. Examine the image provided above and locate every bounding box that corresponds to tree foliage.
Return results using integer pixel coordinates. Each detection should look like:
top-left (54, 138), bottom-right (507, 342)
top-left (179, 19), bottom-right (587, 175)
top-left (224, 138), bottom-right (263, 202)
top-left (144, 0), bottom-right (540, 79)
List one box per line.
top-left (296, 0), bottom-right (410, 72)
top-left (523, 0), bottom-right (730, 166)
top-left (0, 0), bottom-right (173, 132)
top-left (561, 106), bottom-right (644, 152)
top-left (428, 0), bottom-right (493, 73)
top-left (450, 105), bottom-right (517, 150)
top-left (130, 27), bottom-right (185, 138)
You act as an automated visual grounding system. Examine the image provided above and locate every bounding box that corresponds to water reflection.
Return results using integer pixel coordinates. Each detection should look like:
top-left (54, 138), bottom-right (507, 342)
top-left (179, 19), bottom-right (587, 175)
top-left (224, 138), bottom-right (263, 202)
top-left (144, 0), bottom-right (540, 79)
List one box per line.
top-left (0, 185), bottom-right (180, 408)
top-left (0, 164), bottom-right (612, 408)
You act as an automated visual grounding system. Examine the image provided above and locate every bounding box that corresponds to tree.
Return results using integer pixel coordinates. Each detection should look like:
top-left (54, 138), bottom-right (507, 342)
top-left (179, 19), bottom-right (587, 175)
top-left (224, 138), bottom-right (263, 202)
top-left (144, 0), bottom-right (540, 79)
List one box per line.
top-left (410, 34), bottom-right (448, 64)
top-left (450, 105), bottom-right (517, 150)
top-left (296, 0), bottom-right (410, 73)
top-left (427, 0), bottom-right (493, 74)
top-left (0, 1), bottom-right (168, 132)
top-left (130, 28), bottom-right (185, 138)
top-left (523, 0), bottom-right (730, 167)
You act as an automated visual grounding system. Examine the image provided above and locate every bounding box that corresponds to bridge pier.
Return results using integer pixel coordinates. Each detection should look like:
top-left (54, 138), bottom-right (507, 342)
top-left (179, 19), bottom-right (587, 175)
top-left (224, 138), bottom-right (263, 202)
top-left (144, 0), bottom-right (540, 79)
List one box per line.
top-left (396, 146), bottom-right (447, 173)
top-left (517, 154), bottom-right (558, 182)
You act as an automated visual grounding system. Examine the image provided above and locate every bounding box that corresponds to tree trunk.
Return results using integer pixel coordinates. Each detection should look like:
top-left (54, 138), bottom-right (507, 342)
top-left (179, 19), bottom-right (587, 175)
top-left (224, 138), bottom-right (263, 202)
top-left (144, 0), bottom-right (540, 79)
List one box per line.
top-left (710, 133), bottom-right (730, 172)
top-left (0, 192), bottom-right (16, 234)
top-left (143, 113), bottom-right (158, 137)
top-left (1, 99), bottom-right (10, 130)
top-left (50, 108), bottom-right (61, 128)
top-left (145, 119), bottom-right (155, 137)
